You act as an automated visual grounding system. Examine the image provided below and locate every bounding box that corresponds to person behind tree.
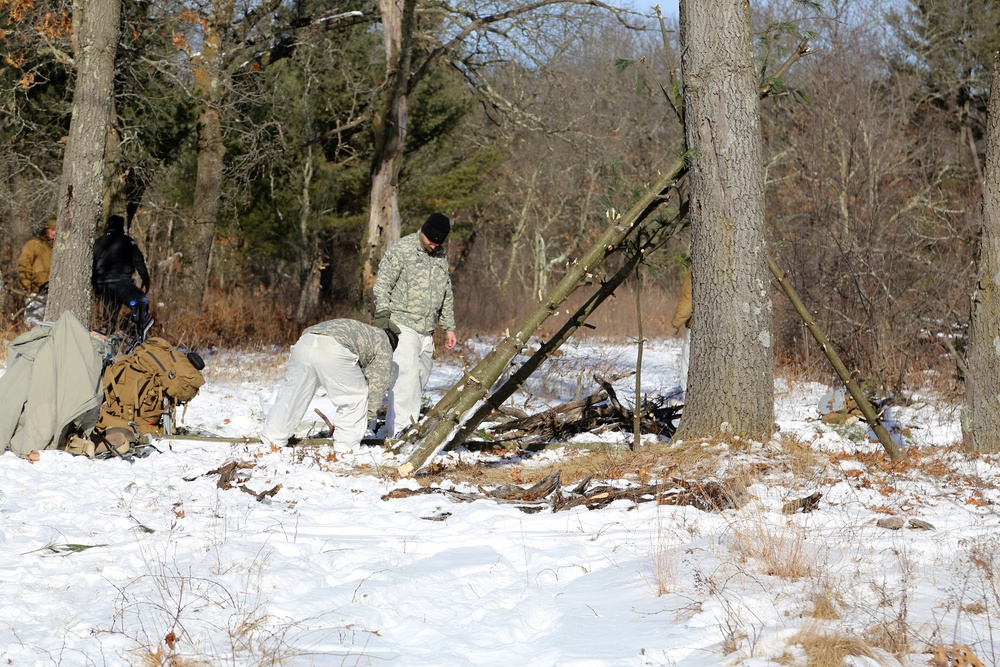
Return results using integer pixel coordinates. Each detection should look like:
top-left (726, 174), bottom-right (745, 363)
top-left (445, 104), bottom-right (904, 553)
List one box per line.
top-left (372, 212), bottom-right (458, 437)
top-left (92, 214), bottom-right (150, 334)
top-left (670, 266), bottom-right (693, 395)
top-left (261, 319), bottom-right (399, 452)
top-left (17, 218), bottom-right (55, 328)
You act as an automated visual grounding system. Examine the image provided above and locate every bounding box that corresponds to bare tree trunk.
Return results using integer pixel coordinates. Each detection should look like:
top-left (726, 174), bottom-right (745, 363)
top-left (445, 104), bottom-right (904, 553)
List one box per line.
top-left (101, 100), bottom-right (126, 222)
top-left (296, 147), bottom-right (323, 320)
top-left (674, 0), bottom-right (774, 442)
top-left (179, 0), bottom-right (233, 304)
top-left (101, 101), bottom-right (145, 225)
top-left (356, 0), bottom-right (416, 315)
top-left (964, 52), bottom-right (1000, 452)
top-left (47, 0), bottom-right (121, 324)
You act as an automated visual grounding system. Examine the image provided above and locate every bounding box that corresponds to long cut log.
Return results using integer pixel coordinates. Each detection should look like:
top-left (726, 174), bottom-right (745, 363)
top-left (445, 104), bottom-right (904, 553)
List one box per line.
top-left (397, 159), bottom-right (688, 473)
top-left (767, 256), bottom-right (901, 461)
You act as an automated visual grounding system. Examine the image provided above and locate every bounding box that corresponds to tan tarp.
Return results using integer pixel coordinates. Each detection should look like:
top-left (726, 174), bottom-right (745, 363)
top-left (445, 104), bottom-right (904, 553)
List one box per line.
top-left (0, 312), bottom-right (103, 457)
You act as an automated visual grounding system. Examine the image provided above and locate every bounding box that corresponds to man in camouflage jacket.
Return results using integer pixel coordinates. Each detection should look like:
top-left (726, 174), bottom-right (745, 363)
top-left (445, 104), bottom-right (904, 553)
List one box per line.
top-left (17, 218), bottom-right (55, 327)
top-left (373, 212), bottom-right (457, 436)
top-left (261, 319), bottom-right (399, 452)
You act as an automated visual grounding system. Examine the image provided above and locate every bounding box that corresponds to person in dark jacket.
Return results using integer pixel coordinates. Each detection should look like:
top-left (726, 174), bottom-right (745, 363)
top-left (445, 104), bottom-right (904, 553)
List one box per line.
top-left (92, 215), bottom-right (151, 334)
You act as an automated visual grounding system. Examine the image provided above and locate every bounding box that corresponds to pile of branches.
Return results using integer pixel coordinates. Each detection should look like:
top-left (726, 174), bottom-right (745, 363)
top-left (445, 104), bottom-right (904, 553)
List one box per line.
top-left (486, 375), bottom-right (681, 443)
top-left (382, 471), bottom-right (752, 515)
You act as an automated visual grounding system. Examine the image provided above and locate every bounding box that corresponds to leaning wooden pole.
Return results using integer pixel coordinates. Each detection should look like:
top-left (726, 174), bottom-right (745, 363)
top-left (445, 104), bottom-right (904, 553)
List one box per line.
top-left (443, 205), bottom-right (687, 451)
top-left (397, 159), bottom-right (688, 473)
top-left (767, 256), bottom-right (902, 461)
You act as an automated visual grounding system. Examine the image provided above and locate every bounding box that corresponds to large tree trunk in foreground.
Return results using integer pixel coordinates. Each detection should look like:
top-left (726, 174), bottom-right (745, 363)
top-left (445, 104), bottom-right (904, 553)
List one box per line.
top-left (964, 52), bottom-right (1000, 452)
top-left (674, 0), bottom-right (774, 442)
top-left (356, 0), bottom-right (416, 316)
top-left (47, 0), bottom-right (122, 324)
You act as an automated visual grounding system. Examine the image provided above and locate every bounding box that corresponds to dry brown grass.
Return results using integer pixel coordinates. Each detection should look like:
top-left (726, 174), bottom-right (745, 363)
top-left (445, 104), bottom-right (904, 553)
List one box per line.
top-left (648, 508), bottom-right (679, 596)
top-left (409, 444), bottom-right (647, 488)
top-left (779, 628), bottom-right (884, 667)
top-left (774, 432), bottom-right (827, 478)
top-left (132, 648), bottom-right (212, 667)
top-left (154, 289), bottom-right (328, 349)
top-left (729, 504), bottom-right (814, 579)
top-left (403, 436), bottom-right (756, 490)
top-left (808, 591), bottom-right (842, 620)
top-left (863, 621), bottom-right (912, 659)
top-left (965, 537), bottom-right (1000, 612)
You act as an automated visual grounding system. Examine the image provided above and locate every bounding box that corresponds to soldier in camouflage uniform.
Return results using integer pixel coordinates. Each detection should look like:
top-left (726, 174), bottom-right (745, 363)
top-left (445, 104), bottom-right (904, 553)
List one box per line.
top-left (261, 319), bottom-right (399, 452)
top-left (373, 212), bottom-right (457, 436)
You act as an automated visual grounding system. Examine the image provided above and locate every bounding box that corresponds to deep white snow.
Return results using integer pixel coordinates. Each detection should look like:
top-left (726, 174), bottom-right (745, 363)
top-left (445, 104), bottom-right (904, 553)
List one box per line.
top-left (1, 336), bottom-right (996, 667)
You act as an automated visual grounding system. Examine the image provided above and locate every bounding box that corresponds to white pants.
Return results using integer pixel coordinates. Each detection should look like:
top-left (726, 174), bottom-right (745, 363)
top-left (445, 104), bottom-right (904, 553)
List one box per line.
top-left (262, 333), bottom-right (368, 450)
top-left (679, 328), bottom-right (690, 393)
top-left (386, 325), bottom-right (434, 435)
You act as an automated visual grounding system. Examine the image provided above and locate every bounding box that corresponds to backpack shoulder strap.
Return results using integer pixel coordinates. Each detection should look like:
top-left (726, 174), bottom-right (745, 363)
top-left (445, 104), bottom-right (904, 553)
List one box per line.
top-left (103, 361), bottom-right (130, 405)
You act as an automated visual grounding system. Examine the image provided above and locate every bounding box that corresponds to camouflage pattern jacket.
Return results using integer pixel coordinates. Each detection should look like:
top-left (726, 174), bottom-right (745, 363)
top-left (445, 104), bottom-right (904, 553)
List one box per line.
top-left (303, 319), bottom-right (394, 421)
top-left (373, 233), bottom-right (456, 335)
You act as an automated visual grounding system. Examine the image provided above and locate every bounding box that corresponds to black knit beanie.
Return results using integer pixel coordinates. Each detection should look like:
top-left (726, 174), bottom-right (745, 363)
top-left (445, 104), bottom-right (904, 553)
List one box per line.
top-left (421, 212), bottom-right (451, 245)
top-left (107, 215), bottom-right (125, 234)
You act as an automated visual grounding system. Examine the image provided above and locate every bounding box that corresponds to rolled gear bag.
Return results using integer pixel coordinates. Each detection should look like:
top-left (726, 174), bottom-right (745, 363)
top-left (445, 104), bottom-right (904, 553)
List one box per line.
top-left (97, 337), bottom-right (205, 435)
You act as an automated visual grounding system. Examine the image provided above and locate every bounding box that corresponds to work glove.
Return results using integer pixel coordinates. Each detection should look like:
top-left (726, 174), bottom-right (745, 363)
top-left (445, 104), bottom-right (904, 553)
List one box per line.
top-left (373, 309), bottom-right (390, 329)
top-left (141, 279), bottom-right (150, 294)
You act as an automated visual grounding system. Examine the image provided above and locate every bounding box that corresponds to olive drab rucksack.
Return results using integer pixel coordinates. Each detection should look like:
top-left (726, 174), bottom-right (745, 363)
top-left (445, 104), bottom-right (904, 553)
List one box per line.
top-left (97, 337), bottom-right (205, 435)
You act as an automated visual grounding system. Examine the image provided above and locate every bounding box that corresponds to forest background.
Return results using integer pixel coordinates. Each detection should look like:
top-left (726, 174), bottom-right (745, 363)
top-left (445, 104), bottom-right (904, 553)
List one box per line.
top-left (0, 0), bottom-right (986, 400)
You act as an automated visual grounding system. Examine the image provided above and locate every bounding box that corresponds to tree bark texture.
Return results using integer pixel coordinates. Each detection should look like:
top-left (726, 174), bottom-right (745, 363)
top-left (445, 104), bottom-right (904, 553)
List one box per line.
top-left (296, 147), bottom-right (323, 319)
top-left (101, 100), bottom-right (125, 221)
top-left (47, 0), bottom-right (121, 324)
top-left (964, 52), bottom-right (1000, 452)
top-left (675, 0), bottom-right (774, 441)
top-left (356, 0), bottom-right (417, 315)
top-left (179, 0), bottom-right (234, 304)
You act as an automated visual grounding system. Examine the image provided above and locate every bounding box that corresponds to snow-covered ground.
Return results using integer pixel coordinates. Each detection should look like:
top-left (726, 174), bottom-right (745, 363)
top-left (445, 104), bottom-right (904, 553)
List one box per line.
top-left (1, 336), bottom-right (996, 667)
